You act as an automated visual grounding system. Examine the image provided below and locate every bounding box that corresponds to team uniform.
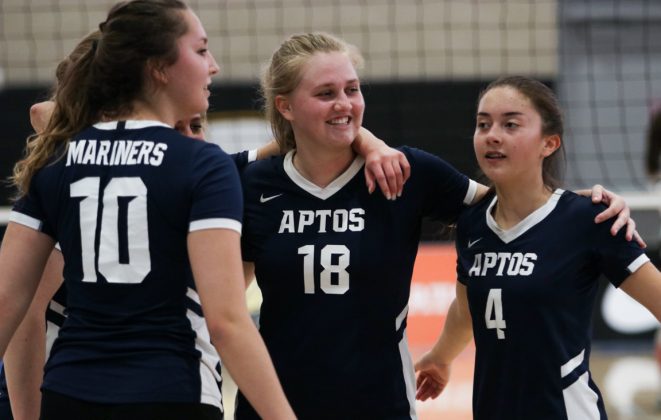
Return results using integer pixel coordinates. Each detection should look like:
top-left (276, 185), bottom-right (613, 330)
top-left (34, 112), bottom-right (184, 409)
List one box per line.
top-left (456, 189), bottom-right (649, 420)
top-left (236, 146), bottom-right (477, 419)
top-left (10, 120), bottom-right (243, 414)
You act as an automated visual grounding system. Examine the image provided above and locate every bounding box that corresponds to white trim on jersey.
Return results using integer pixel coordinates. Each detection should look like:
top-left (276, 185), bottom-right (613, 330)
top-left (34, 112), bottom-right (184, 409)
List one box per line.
top-left (9, 211), bottom-right (42, 231)
top-left (464, 179), bottom-right (478, 205)
top-left (49, 300), bottom-right (66, 317)
top-left (398, 332), bottom-right (418, 420)
top-left (186, 308), bottom-right (223, 409)
top-left (189, 218), bottom-right (242, 234)
top-left (186, 287), bottom-right (201, 304)
top-left (486, 189), bottom-right (564, 244)
top-left (561, 349), bottom-right (585, 378)
top-left (283, 150), bottom-right (365, 200)
top-left (562, 371), bottom-right (600, 420)
top-left (395, 302), bottom-right (417, 420)
top-left (247, 149), bottom-right (258, 163)
top-left (395, 304), bottom-right (408, 332)
top-left (627, 254), bottom-right (650, 273)
top-left (93, 120), bottom-right (171, 130)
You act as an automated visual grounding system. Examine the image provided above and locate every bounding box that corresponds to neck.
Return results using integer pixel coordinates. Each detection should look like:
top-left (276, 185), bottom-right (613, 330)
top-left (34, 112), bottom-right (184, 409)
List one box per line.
top-left (493, 182), bottom-right (554, 229)
top-left (124, 97), bottom-right (177, 127)
top-left (292, 146), bottom-right (356, 188)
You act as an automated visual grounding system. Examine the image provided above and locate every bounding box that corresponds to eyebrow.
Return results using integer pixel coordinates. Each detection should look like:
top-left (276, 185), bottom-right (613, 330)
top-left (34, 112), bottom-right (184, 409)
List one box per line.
top-left (477, 111), bottom-right (524, 117)
top-left (313, 79), bottom-right (360, 89)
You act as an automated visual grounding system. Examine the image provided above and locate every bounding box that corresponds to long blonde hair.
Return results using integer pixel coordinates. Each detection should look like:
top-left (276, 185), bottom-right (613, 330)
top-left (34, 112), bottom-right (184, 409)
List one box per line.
top-left (11, 0), bottom-right (188, 197)
top-left (260, 32), bottom-right (364, 153)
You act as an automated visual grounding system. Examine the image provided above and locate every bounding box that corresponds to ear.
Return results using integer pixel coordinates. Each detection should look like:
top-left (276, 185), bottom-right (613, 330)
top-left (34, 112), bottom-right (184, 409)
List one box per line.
top-left (275, 95), bottom-right (294, 121)
top-left (147, 59), bottom-right (168, 86)
top-left (541, 134), bottom-right (561, 157)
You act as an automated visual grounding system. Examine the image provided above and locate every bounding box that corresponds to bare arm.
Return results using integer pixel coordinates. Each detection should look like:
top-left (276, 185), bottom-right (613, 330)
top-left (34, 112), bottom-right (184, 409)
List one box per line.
top-left (243, 261), bottom-right (255, 288)
top-left (415, 282), bottom-right (473, 401)
top-left (619, 262), bottom-right (661, 323)
top-left (351, 127), bottom-right (410, 199)
top-left (188, 229), bottom-right (295, 420)
top-left (0, 223), bottom-right (54, 356)
top-left (255, 140), bottom-right (281, 161)
top-left (5, 249), bottom-right (64, 420)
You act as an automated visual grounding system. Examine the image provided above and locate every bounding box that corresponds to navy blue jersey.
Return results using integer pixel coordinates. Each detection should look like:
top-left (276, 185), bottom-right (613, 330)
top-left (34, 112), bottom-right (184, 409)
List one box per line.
top-left (10, 120), bottom-right (243, 407)
top-left (236, 147), bottom-right (474, 419)
top-left (456, 189), bottom-right (649, 420)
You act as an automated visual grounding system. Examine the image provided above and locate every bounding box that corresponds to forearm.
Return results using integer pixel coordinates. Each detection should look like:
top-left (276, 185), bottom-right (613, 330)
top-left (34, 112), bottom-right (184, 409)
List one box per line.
top-left (211, 317), bottom-right (295, 420)
top-left (429, 299), bottom-right (473, 364)
top-left (255, 140), bottom-right (281, 160)
top-left (351, 127), bottom-right (383, 155)
top-left (4, 312), bottom-right (46, 420)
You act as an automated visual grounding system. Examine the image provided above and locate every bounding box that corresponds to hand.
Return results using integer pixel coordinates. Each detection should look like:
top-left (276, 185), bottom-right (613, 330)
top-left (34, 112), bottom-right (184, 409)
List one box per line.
top-left (364, 147), bottom-right (410, 200)
top-left (29, 101), bottom-right (55, 133)
top-left (586, 184), bottom-right (646, 248)
top-left (414, 351), bottom-right (451, 401)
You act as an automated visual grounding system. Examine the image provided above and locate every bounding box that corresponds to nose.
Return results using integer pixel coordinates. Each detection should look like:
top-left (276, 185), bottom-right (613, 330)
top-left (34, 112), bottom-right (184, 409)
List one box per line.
top-left (208, 51), bottom-right (220, 76)
top-left (333, 91), bottom-right (351, 112)
top-left (485, 126), bottom-right (502, 144)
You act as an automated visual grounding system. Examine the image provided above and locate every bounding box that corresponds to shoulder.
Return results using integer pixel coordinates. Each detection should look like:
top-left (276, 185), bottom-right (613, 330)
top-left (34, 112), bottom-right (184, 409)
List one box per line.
top-left (240, 155), bottom-right (284, 183)
top-left (556, 189), bottom-right (607, 221)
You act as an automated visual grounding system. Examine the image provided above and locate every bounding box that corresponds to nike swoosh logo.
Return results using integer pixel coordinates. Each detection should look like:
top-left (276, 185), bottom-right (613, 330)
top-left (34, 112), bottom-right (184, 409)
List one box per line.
top-left (260, 193), bottom-right (283, 203)
top-left (467, 238), bottom-right (482, 248)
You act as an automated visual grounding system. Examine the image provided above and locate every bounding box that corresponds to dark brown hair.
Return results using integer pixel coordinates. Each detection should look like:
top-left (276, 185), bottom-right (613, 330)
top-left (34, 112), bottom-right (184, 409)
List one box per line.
top-left (12, 0), bottom-right (189, 196)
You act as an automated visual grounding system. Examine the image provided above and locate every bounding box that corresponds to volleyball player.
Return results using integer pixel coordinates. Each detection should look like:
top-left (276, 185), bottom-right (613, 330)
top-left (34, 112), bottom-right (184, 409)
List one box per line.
top-left (234, 33), bottom-right (640, 419)
top-left (415, 76), bottom-right (661, 419)
top-left (0, 1), bottom-right (295, 418)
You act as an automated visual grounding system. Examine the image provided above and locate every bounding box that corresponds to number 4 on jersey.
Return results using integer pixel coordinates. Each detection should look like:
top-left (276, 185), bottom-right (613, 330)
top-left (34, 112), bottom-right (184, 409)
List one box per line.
top-left (485, 288), bottom-right (506, 339)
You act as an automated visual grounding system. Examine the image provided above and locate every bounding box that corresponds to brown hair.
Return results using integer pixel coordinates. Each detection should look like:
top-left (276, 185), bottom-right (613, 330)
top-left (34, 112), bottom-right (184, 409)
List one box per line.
top-left (478, 75), bottom-right (566, 189)
top-left (12, 0), bottom-right (188, 197)
top-left (260, 32), bottom-right (364, 153)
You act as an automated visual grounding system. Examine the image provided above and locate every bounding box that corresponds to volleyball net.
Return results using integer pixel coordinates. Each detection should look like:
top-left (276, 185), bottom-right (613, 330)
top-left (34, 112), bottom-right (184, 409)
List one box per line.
top-left (1, 0), bottom-right (660, 219)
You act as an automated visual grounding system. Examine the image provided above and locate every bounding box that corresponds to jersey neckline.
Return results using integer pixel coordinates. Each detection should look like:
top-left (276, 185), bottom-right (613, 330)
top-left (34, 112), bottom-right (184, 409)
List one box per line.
top-left (485, 188), bottom-right (565, 243)
top-left (93, 120), bottom-right (172, 130)
top-left (283, 150), bottom-right (365, 200)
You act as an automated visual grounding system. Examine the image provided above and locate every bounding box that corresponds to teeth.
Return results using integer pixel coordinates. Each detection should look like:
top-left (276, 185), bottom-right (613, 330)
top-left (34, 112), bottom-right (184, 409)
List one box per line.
top-left (486, 152), bottom-right (505, 158)
top-left (328, 117), bottom-right (349, 125)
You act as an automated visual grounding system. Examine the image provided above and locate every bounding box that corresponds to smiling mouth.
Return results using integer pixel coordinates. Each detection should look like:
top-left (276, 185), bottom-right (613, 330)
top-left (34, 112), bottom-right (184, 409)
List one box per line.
top-left (327, 116), bottom-right (351, 125)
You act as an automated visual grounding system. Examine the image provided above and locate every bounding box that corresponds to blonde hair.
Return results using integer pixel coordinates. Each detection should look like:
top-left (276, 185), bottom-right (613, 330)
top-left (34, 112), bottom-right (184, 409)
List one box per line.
top-left (11, 0), bottom-right (188, 197)
top-left (260, 32), bottom-right (364, 153)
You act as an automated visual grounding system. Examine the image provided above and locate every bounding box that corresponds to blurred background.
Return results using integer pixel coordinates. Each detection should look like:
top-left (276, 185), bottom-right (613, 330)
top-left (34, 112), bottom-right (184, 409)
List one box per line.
top-left (1, 0), bottom-right (661, 418)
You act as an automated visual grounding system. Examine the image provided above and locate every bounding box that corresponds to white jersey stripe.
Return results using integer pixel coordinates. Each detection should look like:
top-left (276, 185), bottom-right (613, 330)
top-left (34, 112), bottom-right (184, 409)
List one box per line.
top-left (562, 371), bottom-right (600, 420)
top-left (9, 211), bottom-right (42, 231)
top-left (186, 308), bottom-right (223, 410)
top-left (49, 301), bottom-right (66, 317)
top-left (398, 331), bottom-right (418, 420)
top-left (560, 349), bottom-right (585, 378)
top-left (627, 254), bottom-right (650, 274)
top-left (189, 218), bottom-right (241, 234)
top-left (463, 179), bottom-right (478, 205)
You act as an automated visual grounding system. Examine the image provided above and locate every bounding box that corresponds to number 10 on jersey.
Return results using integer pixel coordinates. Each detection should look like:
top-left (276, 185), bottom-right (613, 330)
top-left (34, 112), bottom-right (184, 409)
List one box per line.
top-left (298, 244), bottom-right (350, 295)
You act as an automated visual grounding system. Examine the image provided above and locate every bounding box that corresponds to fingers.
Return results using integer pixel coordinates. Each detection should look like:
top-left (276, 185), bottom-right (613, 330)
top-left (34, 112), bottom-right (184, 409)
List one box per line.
top-left (415, 375), bottom-right (444, 401)
top-left (590, 184), bottom-right (604, 203)
top-left (594, 197), bottom-right (626, 224)
top-left (364, 150), bottom-right (410, 199)
top-left (364, 167), bottom-right (375, 194)
top-left (632, 229), bottom-right (647, 249)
